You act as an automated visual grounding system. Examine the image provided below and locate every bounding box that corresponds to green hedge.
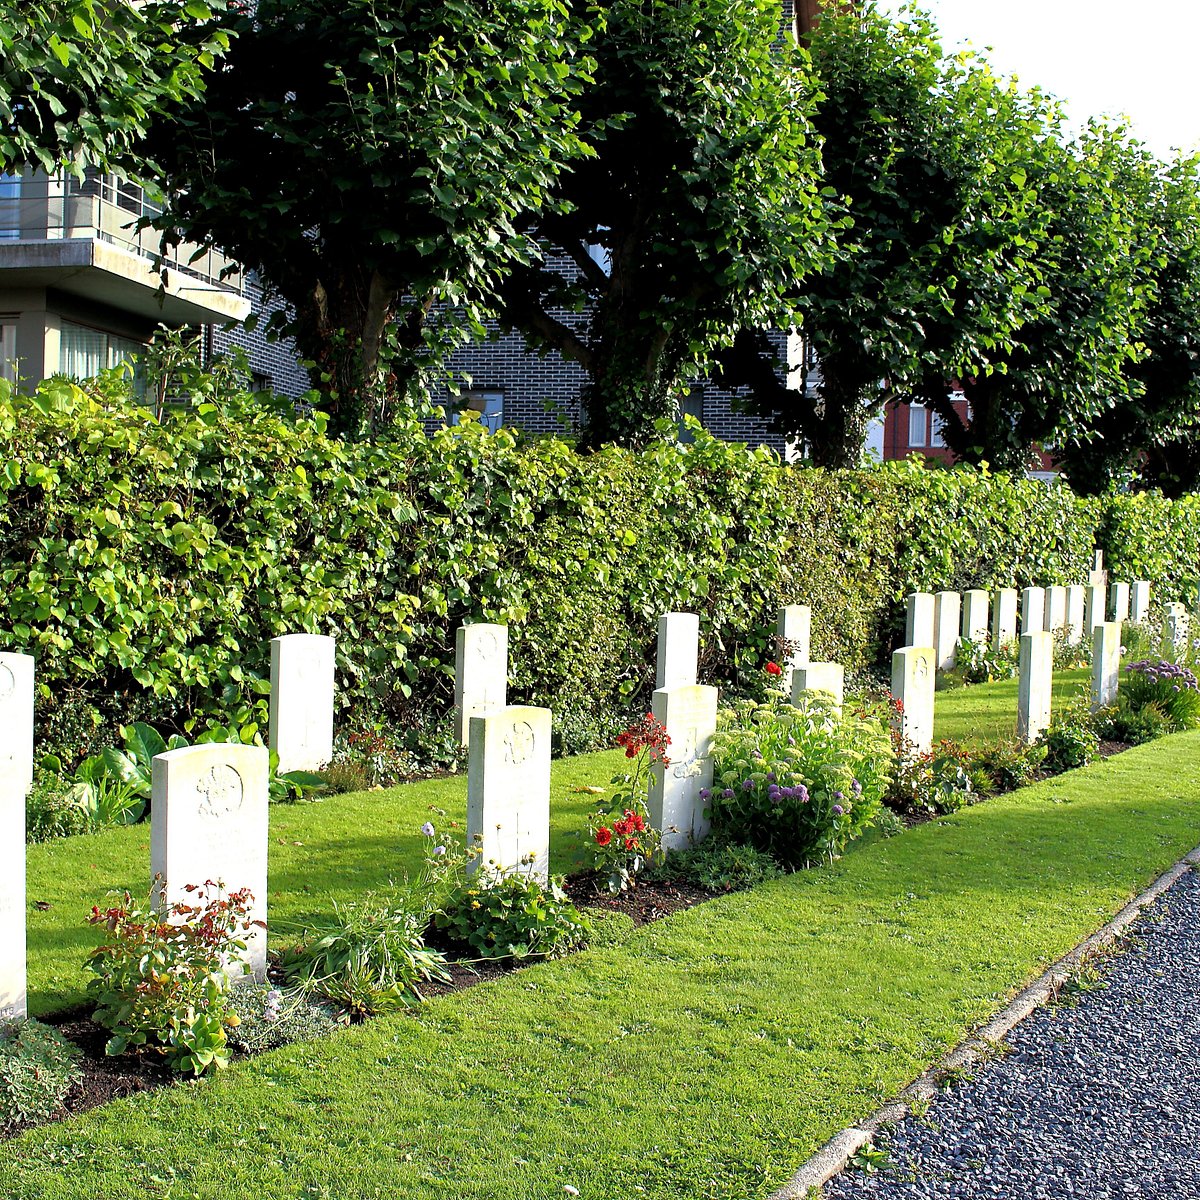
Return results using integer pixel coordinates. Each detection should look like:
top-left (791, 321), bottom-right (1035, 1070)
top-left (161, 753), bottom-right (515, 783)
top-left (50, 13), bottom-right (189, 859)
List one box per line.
top-left (1098, 490), bottom-right (1200, 605)
top-left (0, 380), bottom-right (1192, 763)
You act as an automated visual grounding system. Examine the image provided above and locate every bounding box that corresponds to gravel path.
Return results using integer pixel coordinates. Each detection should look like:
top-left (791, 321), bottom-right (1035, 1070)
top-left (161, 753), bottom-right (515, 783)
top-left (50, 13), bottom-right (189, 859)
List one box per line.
top-left (825, 868), bottom-right (1200, 1200)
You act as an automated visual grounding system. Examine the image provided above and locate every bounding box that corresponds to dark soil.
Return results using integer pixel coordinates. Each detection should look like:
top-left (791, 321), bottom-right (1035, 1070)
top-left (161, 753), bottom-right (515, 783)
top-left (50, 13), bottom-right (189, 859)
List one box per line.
top-left (1098, 739), bottom-right (1134, 758)
top-left (564, 870), bottom-right (713, 925)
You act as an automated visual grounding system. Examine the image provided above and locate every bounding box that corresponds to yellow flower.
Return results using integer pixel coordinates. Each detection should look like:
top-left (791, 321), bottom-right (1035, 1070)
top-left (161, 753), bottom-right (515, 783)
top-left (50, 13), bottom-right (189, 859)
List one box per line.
top-left (471, 900), bottom-right (481, 909)
top-left (224, 1013), bottom-right (241, 1027)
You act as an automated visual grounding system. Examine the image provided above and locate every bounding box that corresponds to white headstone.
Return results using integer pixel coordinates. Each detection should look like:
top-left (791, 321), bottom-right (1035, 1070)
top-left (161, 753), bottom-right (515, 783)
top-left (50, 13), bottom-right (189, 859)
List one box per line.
top-left (151, 743), bottom-right (270, 980)
top-left (1091, 622), bottom-right (1122, 710)
top-left (892, 646), bottom-right (935, 755)
top-left (1164, 602), bottom-right (1190, 659)
top-left (1110, 582), bottom-right (1131, 624)
top-left (1084, 584), bottom-right (1106, 634)
top-left (1066, 585), bottom-right (1086, 645)
top-left (905, 593), bottom-right (935, 649)
top-left (0, 776), bottom-right (25, 1023)
top-left (1020, 587), bottom-right (1046, 637)
top-left (0, 653), bottom-right (34, 797)
top-left (993, 589), bottom-right (1018, 649)
top-left (1130, 581), bottom-right (1151, 625)
top-left (1089, 551), bottom-right (1107, 591)
top-left (776, 605), bottom-right (812, 694)
top-left (649, 685), bottom-right (718, 852)
top-left (933, 592), bottom-right (961, 671)
top-left (467, 705), bottom-right (551, 883)
top-left (1046, 586), bottom-right (1067, 634)
top-left (0, 653), bottom-right (32, 1022)
top-left (961, 590), bottom-right (990, 645)
top-left (790, 662), bottom-right (846, 713)
top-left (454, 623), bottom-right (509, 746)
top-left (269, 634), bottom-right (335, 774)
top-left (1017, 631), bottom-right (1054, 744)
top-left (656, 612), bottom-right (699, 691)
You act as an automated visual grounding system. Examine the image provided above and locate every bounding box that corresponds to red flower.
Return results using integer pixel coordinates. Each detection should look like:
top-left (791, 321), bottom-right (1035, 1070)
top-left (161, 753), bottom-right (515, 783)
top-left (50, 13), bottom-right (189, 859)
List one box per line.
top-left (623, 837), bottom-right (636, 850)
top-left (595, 826), bottom-right (613, 846)
top-left (765, 661), bottom-right (782, 676)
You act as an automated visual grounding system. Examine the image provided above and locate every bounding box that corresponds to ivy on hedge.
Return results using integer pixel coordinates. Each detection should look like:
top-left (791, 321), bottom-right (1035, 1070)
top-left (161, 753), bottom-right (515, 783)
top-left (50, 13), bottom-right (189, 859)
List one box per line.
top-left (0, 379), bottom-right (1188, 764)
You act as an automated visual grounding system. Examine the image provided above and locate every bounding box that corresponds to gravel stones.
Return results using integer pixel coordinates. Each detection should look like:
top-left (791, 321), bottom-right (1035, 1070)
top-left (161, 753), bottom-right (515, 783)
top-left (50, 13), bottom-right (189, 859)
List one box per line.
top-left (826, 869), bottom-right (1200, 1200)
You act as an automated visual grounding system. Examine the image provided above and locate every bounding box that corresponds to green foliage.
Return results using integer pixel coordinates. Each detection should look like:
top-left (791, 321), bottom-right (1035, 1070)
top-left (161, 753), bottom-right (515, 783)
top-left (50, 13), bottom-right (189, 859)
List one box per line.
top-left (433, 871), bottom-right (587, 961)
top-left (887, 741), bottom-right (975, 817)
top-left (1038, 700), bottom-right (1101, 772)
top-left (972, 739), bottom-right (1046, 794)
top-left (84, 881), bottom-right (259, 1075)
top-left (708, 695), bottom-right (892, 866)
top-left (25, 772), bottom-right (92, 842)
top-left (953, 636), bottom-right (1019, 685)
top-left (9, 373), bottom-right (1200, 772)
top-left (136, 0), bottom-right (596, 433)
top-left (276, 900), bottom-right (450, 1019)
top-left (1121, 659), bottom-right (1200, 731)
top-left (0, 1019), bottom-right (81, 1131)
top-left (650, 839), bottom-right (785, 893)
top-left (222, 986), bottom-right (342, 1057)
top-left (1095, 697), bottom-right (1173, 746)
top-left (0, 1), bottom-right (232, 175)
top-left (1097, 491), bottom-right (1200, 606)
top-left (498, 0), bottom-right (831, 447)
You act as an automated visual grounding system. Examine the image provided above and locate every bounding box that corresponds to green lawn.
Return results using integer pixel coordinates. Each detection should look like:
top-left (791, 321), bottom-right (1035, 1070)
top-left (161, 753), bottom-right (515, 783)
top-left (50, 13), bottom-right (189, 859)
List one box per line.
top-left (934, 667), bottom-right (1091, 744)
top-left (6, 724), bottom-right (1200, 1200)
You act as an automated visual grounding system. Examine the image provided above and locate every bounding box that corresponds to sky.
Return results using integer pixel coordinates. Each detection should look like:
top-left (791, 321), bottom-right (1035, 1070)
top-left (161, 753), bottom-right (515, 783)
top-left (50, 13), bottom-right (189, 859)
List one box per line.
top-left (876, 0), bottom-right (1200, 159)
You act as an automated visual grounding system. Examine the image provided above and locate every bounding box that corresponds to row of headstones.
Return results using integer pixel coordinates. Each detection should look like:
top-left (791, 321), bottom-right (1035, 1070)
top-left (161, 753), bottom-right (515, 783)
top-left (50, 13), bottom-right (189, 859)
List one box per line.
top-left (0, 635), bottom-right (338, 1024)
top-left (904, 581), bottom-right (1155, 675)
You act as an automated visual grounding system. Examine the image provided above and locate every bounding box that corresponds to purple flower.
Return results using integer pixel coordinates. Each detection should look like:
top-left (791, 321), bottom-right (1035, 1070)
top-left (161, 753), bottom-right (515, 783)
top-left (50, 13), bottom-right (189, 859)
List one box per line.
top-left (832, 805), bottom-right (844, 816)
top-left (742, 779), bottom-right (754, 792)
top-left (722, 788), bottom-right (735, 799)
top-left (766, 772), bottom-right (776, 784)
top-left (420, 821), bottom-right (436, 837)
top-left (433, 845), bottom-right (446, 857)
top-left (699, 787), bottom-right (711, 801)
top-left (795, 784), bottom-right (809, 803)
top-left (851, 779), bottom-right (862, 796)
top-left (834, 790), bottom-right (844, 801)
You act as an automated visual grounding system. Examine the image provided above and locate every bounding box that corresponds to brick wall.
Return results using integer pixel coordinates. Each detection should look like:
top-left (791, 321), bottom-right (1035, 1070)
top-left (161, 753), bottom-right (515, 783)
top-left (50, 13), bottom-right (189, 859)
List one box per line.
top-left (211, 278), bottom-right (312, 400)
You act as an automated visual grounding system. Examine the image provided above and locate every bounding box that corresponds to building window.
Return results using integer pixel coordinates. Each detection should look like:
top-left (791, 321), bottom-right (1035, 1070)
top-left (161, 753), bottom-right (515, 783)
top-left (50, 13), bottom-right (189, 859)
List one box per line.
top-left (455, 389), bottom-right (504, 432)
top-left (930, 412), bottom-right (946, 448)
top-left (58, 320), bottom-right (143, 381)
top-left (908, 402), bottom-right (927, 448)
top-left (0, 175), bottom-right (19, 240)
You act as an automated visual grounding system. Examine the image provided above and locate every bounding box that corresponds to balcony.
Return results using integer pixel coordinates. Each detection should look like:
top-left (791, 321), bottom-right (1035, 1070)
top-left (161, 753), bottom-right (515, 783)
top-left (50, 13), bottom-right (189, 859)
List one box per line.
top-left (0, 171), bottom-right (250, 325)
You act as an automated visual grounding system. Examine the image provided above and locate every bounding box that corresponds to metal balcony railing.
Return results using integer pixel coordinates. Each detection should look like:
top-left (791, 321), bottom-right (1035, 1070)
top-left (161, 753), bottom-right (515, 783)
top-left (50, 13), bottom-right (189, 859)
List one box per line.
top-left (0, 170), bottom-right (245, 295)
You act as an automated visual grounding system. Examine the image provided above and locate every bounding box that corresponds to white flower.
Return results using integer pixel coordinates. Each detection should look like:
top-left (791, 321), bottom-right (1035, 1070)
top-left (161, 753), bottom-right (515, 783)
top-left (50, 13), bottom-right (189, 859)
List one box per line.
top-left (563, 1188), bottom-right (580, 1197)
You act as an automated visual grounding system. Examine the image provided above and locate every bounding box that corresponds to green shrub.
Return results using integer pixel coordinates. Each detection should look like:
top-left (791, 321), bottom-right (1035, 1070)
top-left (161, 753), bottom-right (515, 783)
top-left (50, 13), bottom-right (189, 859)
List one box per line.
top-left (432, 870), bottom-right (587, 961)
top-left (0, 1020), bottom-right (82, 1130)
top-left (1121, 659), bottom-right (1200, 730)
top-left (973, 739), bottom-right (1045, 793)
top-left (887, 741), bottom-right (975, 816)
top-left (707, 695), bottom-right (893, 867)
top-left (953, 637), bottom-right (1019, 684)
top-left (223, 986), bottom-right (342, 1056)
top-left (1, 377), bottom-right (1117, 771)
top-left (1096, 697), bottom-right (1172, 745)
top-left (276, 900), bottom-right (450, 1019)
top-left (650, 839), bottom-right (786, 892)
top-left (1038, 701), bottom-right (1101, 772)
top-left (25, 773), bottom-right (91, 842)
top-left (84, 882), bottom-right (258, 1075)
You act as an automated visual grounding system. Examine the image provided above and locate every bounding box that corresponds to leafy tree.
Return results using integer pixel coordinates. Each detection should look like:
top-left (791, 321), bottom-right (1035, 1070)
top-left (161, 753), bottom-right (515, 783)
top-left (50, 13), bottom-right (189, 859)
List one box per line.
top-left (716, 7), bottom-right (1064, 468)
top-left (927, 121), bottom-right (1158, 473)
top-left (136, 0), bottom-right (594, 435)
top-left (1056, 156), bottom-right (1200, 496)
top-left (493, 0), bottom-right (832, 449)
top-left (0, 0), bottom-right (233, 174)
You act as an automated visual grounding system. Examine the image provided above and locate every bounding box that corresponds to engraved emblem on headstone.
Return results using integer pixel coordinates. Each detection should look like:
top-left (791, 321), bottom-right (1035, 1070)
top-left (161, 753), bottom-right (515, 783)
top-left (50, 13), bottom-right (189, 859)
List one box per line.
top-left (474, 631), bottom-right (499, 662)
top-left (671, 725), bottom-right (701, 780)
top-left (0, 664), bottom-right (14, 703)
top-left (916, 658), bottom-right (929, 681)
top-left (503, 720), bottom-right (535, 767)
top-left (197, 764), bottom-right (244, 819)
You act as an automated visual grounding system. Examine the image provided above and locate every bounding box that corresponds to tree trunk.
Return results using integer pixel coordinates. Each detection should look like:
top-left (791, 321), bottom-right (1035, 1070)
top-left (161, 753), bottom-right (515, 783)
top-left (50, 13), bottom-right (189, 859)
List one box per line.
top-left (806, 355), bottom-right (879, 468)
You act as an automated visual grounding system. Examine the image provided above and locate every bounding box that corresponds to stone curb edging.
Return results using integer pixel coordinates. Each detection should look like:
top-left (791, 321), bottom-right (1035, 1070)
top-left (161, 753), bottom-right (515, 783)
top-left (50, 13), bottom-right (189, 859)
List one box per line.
top-left (769, 844), bottom-right (1200, 1200)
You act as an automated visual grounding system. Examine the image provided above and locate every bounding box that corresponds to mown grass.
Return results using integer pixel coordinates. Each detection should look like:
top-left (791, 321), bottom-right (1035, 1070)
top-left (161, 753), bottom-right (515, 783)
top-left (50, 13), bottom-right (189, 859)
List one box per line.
top-left (934, 667), bottom-right (1091, 745)
top-left (6, 725), bottom-right (1200, 1200)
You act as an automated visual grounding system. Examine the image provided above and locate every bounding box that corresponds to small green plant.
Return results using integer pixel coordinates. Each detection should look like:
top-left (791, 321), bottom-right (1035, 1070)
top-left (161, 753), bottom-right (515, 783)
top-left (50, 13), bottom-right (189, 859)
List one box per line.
top-left (84, 880), bottom-right (261, 1075)
top-left (971, 738), bottom-right (1046, 793)
top-left (1096, 696), bottom-right (1171, 745)
top-left (887, 740), bottom-right (974, 816)
top-left (433, 865), bottom-right (588, 961)
top-left (849, 1139), bottom-right (889, 1175)
top-left (0, 1020), bottom-right (82, 1131)
top-left (1051, 627), bottom-right (1090, 670)
top-left (585, 712), bottom-right (668, 892)
top-left (1121, 659), bottom-right (1200, 731)
top-left (708, 694), bottom-right (893, 867)
top-left (649, 839), bottom-right (785, 892)
top-left (222, 986), bottom-right (343, 1055)
top-left (276, 899), bottom-right (451, 1019)
top-left (25, 774), bottom-right (92, 842)
top-left (1038, 700), bottom-right (1100, 772)
top-left (954, 636), bottom-right (1019, 684)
